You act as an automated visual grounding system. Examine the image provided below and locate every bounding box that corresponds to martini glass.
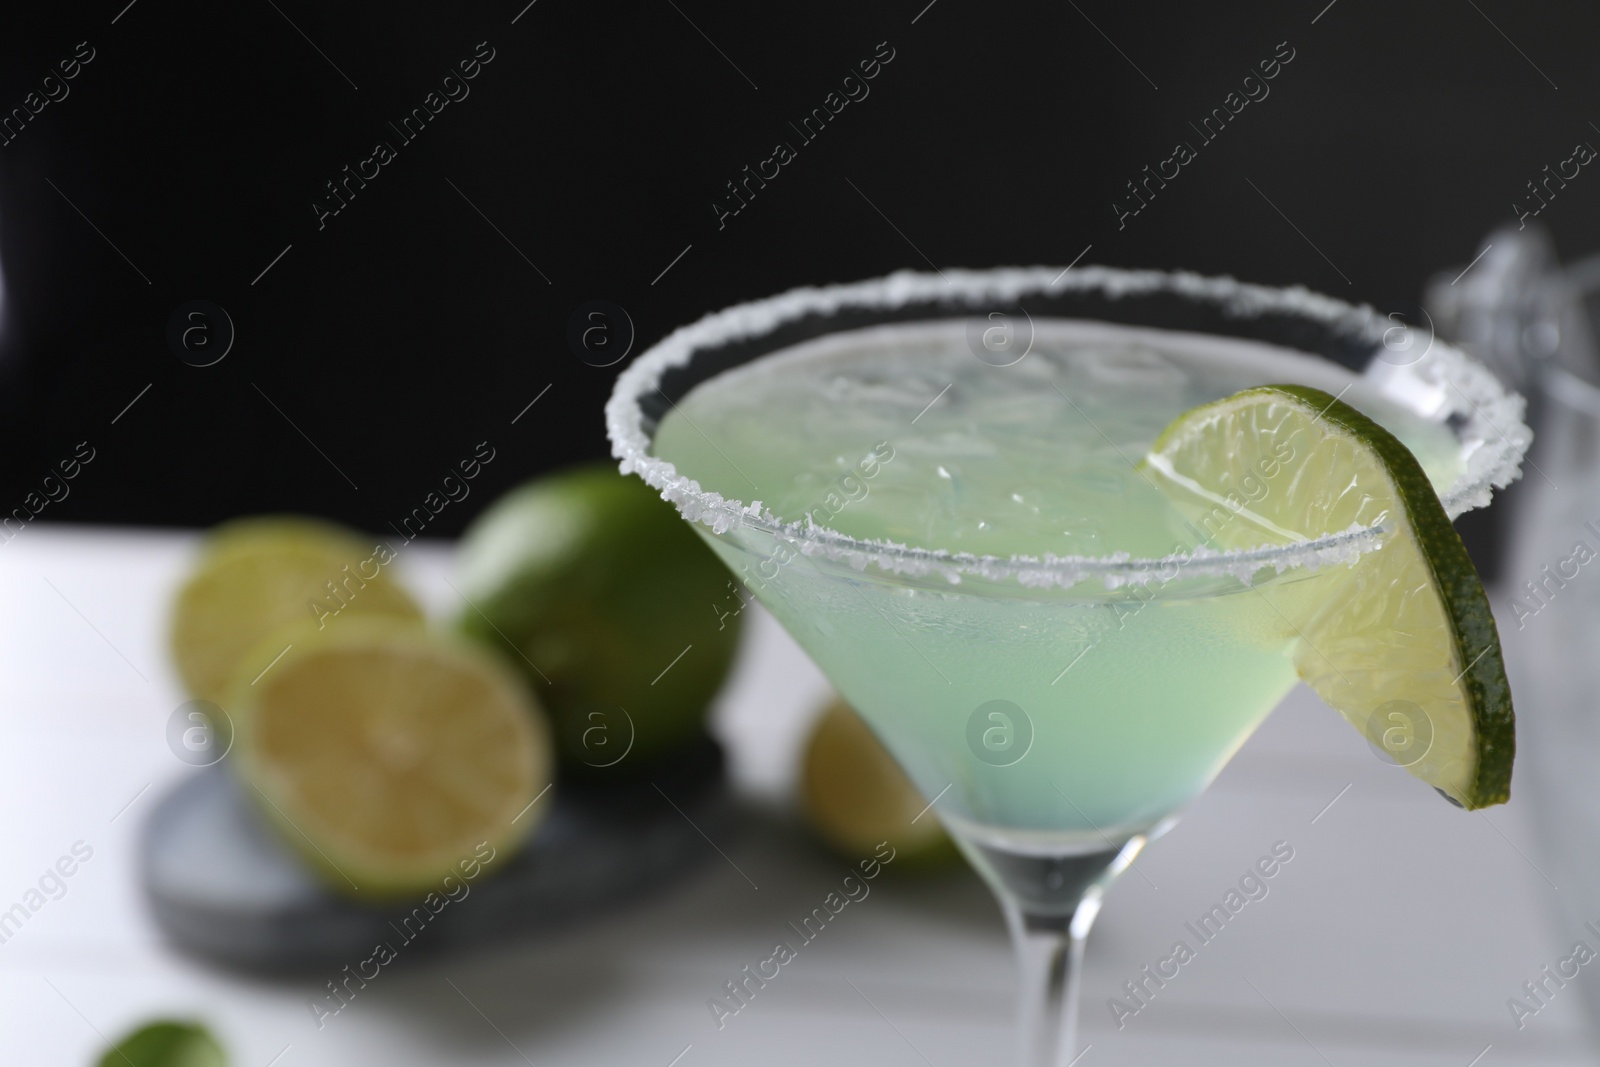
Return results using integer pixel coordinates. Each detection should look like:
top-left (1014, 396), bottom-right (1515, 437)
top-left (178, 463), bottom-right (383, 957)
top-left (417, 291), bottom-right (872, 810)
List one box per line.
top-left (606, 267), bottom-right (1526, 1066)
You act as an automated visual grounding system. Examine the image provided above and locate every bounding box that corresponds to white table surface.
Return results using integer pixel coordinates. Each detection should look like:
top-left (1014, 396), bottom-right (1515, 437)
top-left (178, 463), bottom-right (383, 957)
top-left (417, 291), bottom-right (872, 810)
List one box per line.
top-left (0, 525), bottom-right (1591, 1066)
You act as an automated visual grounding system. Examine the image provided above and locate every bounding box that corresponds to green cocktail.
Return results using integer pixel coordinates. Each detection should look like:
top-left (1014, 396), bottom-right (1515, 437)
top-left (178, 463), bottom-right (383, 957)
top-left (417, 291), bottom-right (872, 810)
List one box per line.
top-left (608, 268), bottom-right (1523, 1066)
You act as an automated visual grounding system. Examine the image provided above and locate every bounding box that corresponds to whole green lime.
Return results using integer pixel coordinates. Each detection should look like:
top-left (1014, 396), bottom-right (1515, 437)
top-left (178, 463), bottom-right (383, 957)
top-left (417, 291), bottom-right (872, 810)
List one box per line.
top-left (456, 464), bottom-right (742, 772)
top-left (99, 1020), bottom-right (226, 1067)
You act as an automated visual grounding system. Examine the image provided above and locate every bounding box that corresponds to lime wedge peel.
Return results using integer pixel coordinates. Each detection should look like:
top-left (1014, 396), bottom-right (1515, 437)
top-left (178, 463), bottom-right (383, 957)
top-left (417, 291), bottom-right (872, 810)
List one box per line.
top-left (1142, 384), bottom-right (1514, 810)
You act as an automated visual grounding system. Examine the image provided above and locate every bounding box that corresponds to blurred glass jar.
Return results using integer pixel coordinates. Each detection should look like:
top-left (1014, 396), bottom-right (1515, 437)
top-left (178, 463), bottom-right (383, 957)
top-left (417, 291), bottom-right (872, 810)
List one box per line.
top-left (1431, 229), bottom-right (1600, 1029)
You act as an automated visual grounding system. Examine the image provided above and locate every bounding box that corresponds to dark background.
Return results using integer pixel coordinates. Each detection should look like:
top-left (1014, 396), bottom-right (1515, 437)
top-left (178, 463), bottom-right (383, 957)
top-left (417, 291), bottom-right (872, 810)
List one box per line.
top-left (0, 0), bottom-right (1595, 549)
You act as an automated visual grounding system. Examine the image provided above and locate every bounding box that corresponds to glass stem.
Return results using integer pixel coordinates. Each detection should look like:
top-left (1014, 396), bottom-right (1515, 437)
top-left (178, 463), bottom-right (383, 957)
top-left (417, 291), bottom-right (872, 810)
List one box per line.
top-left (957, 829), bottom-right (1157, 1067)
top-left (1004, 892), bottom-right (1100, 1067)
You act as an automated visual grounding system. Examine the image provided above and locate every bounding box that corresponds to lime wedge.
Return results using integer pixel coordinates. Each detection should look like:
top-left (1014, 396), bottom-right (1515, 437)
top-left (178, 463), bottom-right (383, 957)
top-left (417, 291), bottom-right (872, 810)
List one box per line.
top-left (1141, 385), bottom-right (1513, 809)
top-left (233, 618), bottom-right (551, 899)
top-left (171, 517), bottom-right (422, 704)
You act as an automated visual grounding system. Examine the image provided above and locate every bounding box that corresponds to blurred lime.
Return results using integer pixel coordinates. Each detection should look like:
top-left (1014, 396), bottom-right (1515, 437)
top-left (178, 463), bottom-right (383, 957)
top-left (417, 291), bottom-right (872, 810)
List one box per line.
top-left (170, 517), bottom-right (422, 704)
top-left (233, 618), bottom-right (550, 900)
top-left (456, 464), bottom-right (742, 771)
top-left (801, 697), bottom-right (957, 866)
top-left (98, 1020), bottom-right (225, 1067)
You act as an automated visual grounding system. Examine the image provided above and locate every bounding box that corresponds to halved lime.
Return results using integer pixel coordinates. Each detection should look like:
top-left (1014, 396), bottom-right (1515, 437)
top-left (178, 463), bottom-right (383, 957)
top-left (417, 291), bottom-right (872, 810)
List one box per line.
top-left (171, 517), bottom-right (422, 704)
top-left (232, 618), bottom-right (551, 899)
top-left (801, 697), bottom-right (957, 865)
top-left (1141, 385), bottom-right (1513, 809)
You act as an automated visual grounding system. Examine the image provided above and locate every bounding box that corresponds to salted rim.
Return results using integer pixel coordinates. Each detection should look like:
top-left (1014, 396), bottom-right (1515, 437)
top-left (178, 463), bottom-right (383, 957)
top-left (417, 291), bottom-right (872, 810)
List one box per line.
top-left (606, 267), bottom-right (1530, 589)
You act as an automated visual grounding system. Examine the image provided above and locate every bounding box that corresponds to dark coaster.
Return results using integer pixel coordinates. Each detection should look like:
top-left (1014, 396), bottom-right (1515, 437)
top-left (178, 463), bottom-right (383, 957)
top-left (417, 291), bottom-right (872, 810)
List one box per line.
top-left (139, 735), bottom-right (730, 972)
